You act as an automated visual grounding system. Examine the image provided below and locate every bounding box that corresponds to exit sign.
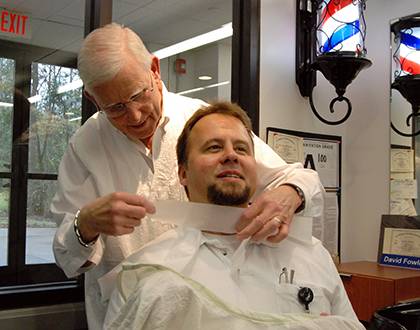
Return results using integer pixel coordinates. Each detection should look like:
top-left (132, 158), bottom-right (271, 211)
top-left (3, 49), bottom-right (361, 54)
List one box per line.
top-left (0, 8), bottom-right (30, 39)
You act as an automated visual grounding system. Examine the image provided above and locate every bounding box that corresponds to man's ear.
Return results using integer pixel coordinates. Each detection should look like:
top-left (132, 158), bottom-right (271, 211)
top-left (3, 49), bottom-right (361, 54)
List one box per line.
top-left (83, 90), bottom-right (100, 110)
top-left (178, 164), bottom-right (188, 187)
top-left (150, 56), bottom-right (161, 80)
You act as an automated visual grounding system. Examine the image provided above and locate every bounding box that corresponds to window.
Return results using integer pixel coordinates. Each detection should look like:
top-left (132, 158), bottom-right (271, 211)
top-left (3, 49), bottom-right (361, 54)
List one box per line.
top-left (26, 63), bottom-right (82, 265)
top-left (0, 2), bottom-right (85, 301)
top-left (112, 1), bottom-right (232, 102)
top-left (161, 38), bottom-right (232, 102)
top-left (0, 43), bottom-right (83, 287)
top-left (0, 57), bottom-right (14, 267)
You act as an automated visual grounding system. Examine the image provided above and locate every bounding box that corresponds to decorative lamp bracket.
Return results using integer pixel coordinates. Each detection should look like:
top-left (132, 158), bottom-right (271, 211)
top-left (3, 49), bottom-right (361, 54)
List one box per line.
top-left (295, 0), bottom-right (372, 125)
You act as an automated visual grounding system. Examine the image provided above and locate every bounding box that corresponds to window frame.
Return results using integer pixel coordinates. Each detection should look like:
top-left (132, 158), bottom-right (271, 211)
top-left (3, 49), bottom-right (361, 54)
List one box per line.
top-left (0, 39), bottom-right (84, 305)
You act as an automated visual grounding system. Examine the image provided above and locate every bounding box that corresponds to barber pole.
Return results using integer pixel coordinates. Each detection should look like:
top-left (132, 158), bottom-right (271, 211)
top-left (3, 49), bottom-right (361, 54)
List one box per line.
top-left (317, 0), bottom-right (364, 55)
top-left (390, 16), bottom-right (420, 136)
top-left (398, 27), bottom-right (420, 75)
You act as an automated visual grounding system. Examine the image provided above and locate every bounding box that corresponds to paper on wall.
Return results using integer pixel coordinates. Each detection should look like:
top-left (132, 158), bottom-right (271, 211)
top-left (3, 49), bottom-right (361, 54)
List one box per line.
top-left (390, 172), bottom-right (414, 180)
top-left (390, 199), bottom-right (417, 216)
top-left (267, 132), bottom-right (304, 164)
top-left (390, 179), bottom-right (417, 200)
top-left (311, 191), bottom-right (338, 255)
top-left (390, 149), bottom-right (414, 173)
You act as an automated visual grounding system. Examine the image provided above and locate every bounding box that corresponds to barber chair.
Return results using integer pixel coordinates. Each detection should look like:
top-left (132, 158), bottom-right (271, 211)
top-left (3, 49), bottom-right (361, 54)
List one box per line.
top-left (368, 300), bottom-right (420, 330)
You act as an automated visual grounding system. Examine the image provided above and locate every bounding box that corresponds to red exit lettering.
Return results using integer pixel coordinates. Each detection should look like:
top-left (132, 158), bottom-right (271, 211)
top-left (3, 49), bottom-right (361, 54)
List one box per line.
top-left (1, 9), bottom-right (29, 36)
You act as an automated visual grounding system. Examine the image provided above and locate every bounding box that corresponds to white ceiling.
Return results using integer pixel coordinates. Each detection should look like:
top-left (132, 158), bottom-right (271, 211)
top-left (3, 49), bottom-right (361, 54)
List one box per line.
top-left (0, 0), bottom-right (231, 54)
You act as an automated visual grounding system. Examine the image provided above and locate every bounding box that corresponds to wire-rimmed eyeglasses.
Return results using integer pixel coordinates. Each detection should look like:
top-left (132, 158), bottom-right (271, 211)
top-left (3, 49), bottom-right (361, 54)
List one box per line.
top-left (102, 72), bottom-right (154, 119)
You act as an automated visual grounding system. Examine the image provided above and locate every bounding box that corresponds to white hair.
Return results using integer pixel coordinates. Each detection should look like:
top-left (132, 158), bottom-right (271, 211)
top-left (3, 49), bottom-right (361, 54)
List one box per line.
top-left (77, 23), bottom-right (152, 93)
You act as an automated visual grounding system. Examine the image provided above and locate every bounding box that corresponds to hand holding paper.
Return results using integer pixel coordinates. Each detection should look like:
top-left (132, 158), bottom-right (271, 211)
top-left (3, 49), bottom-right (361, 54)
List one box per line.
top-left (78, 192), bottom-right (155, 241)
top-left (233, 185), bottom-right (303, 242)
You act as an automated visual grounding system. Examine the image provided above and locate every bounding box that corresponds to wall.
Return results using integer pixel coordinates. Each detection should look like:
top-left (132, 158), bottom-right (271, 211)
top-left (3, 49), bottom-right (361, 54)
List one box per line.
top-left (260, 0), bottom-right (419, 262)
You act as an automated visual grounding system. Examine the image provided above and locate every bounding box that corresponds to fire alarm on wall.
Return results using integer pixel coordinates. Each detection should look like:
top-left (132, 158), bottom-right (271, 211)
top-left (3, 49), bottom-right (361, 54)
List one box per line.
top-left (175, 58), bottom-right (186, 74)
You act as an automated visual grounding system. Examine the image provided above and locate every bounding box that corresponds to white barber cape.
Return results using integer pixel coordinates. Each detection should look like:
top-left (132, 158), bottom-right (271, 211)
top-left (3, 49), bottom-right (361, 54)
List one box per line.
top-left (104, 264), bottom-right (363, 330)
top-left (101, 211), bottom-right (361, 330)
top-left (52, 84), bottom-right (324, 329)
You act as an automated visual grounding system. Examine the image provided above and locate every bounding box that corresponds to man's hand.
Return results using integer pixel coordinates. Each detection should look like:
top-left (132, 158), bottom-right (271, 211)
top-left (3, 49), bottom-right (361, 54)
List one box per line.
top-left (235, 185), bottom-right (302, 242)
top-left (77, 192), bottom-right (156, 242)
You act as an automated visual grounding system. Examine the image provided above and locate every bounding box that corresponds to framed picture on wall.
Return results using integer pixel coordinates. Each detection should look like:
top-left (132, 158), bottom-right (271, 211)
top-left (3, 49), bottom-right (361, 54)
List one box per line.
top-left (266, 127), bottom-right (342, 258)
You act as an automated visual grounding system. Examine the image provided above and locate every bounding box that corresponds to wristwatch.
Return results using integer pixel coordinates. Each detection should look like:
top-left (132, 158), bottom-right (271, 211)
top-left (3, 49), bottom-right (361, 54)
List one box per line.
top-left (282, 184), bottom-right (306, 213)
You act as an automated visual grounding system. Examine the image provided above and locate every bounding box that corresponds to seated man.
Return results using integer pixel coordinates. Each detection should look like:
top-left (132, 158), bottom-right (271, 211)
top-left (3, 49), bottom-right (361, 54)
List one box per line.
top-left (101, 102), bottom-right (363, 329)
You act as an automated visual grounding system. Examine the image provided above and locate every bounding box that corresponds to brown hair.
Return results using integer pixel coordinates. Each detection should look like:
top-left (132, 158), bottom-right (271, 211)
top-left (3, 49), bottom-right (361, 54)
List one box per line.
top-left (176, 101), bottom-right (254, 167)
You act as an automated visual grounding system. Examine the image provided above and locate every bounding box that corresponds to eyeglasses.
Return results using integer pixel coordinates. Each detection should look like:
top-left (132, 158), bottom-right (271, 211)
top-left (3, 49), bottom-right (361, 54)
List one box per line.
top-left (101, 72), bottom-right (154, 119)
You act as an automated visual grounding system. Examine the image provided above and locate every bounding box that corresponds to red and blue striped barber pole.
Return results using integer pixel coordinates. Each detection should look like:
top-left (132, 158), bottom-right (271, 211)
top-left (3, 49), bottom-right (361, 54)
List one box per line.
top-left (317, 0), bottom-right (364, 55)
top-left (390, 16), bottom-right (420, 137)
top-left (398, 27), bottom-right (420, 75)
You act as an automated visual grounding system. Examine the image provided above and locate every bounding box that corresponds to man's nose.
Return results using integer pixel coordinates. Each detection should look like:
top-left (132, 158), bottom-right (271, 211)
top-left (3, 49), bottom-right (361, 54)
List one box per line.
top-left (221, 146), bottom-right (238, 163)
top-left (125, 102), bottom-right (142, 122)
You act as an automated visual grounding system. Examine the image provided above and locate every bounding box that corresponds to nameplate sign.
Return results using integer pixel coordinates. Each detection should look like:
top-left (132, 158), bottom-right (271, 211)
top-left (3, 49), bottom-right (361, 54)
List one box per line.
top-left (379, 253), bottom-right (420, 270)
top-left (378, 215), bottom-right (420, 270)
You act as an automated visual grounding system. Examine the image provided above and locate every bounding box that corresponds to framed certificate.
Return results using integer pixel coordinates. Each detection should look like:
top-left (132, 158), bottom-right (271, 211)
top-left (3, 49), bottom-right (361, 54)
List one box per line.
top-left (266, 127), bottom-right (341, 258)
top-left (378, 215), bottom-right (420, 270)
top-left (266, 128), bottom-right (341, 189)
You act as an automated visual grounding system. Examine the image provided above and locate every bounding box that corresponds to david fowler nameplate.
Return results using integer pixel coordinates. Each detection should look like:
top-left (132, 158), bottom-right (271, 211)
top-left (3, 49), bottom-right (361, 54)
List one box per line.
top-left (378, 215), bottom-right (420, 270)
